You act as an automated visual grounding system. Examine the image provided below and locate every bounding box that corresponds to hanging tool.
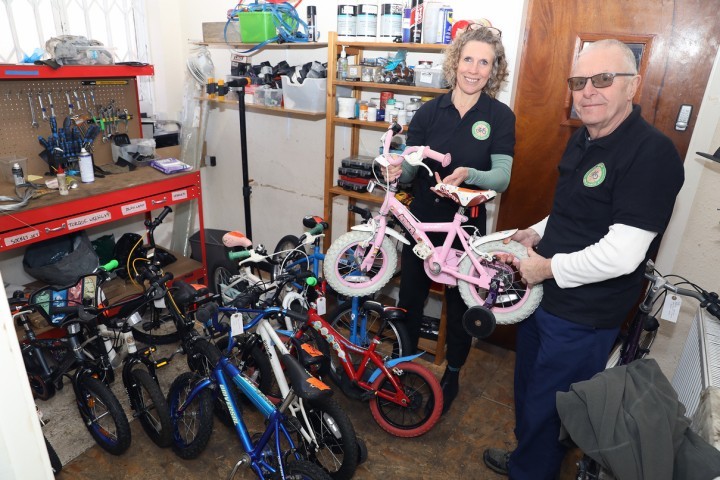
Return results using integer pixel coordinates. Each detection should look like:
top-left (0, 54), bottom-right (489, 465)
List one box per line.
top-left (81, 90), bottom-right (89, 112)
top-left (28, 92), bottom-right (39, 129)
top-left (47, 91), bottom-right (58, 143)
top-left (64, 91), bottom-right (74, 117)
top-left (37, 92), bottom-right (48, 121)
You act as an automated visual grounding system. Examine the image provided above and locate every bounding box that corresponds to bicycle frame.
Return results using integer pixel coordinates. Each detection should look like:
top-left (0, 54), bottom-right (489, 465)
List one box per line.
top-left (300, 307), bottom-right (422, 403)
top-left (218, 305), bottom-right (328, 449)
top-left (357, 191), bottom-right (513, 291)
top-left (180, 351), bottom-right (301, 478)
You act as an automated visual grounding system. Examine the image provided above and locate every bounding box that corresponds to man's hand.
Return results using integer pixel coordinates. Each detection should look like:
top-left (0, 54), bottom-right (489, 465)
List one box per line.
top-left (504, 228), bottom-right (541, 249)
top-left (516, 248), bottom-right (553, 287)
top-left (435, 167), bottom-right (469, 187)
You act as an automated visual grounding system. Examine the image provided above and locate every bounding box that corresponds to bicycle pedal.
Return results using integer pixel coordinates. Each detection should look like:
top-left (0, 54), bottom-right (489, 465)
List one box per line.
top-left (154, 357), bottom-right (171, 368)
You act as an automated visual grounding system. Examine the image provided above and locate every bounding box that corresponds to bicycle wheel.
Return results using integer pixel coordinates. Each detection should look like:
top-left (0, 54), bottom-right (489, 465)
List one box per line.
top-left (131, 303), bottom-right (181, 345)
top-left (274, 234), bottom-right (308, 279)
top-left (458, 240), bottom-right (543, 324)
top-left (127, 368), bottom-right (173, 447)
top-left (324, 231), bottom-right (397, 297)
top-left (327, 301), bottom-right (410, 386)
top-left (44, 434), bottom-right (62, 476)
top-left (286, 459), bottom-right (334, 480)
top-left (75, 375), bottom-right (131, 455)
top-left (167, 372), bottom-right (214, 459)
top-left (369, 361), bottom-right (442, 437)
top-left (298, 396), bottom-right (359, 480)
top-left (216, 335), bottom-right (277, 401)
top-left (186, 338), bottom-right (242, 428)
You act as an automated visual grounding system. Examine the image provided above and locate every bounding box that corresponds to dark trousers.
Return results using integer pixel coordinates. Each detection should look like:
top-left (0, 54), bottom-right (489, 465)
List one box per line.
top-left (397, 244), bottom-right (472, 369)
top-left (508, 307), bottom-right (619, 480)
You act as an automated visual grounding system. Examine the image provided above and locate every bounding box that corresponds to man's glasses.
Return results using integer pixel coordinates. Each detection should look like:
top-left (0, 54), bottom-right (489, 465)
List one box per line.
top-left (567, 72), bottom-right (635, 91)
top-left (468, 24), bottom-right (502, 38)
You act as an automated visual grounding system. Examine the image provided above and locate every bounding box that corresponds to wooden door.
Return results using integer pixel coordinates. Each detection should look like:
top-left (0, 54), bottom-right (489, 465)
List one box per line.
top-left (489, 0), bottom-right (720, 349)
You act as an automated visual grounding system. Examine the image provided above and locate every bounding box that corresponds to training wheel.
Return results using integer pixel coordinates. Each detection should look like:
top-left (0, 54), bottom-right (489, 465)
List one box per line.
top-left (462, 306), bottom-right (496, 338)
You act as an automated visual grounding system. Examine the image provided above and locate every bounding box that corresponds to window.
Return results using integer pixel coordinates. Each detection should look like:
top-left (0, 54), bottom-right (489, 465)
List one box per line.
top-left (0, 0), bottom-right (152, 105)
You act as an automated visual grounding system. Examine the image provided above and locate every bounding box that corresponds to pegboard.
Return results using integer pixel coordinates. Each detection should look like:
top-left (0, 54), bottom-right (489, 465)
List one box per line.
top-left (0, 77), bottom-right (142, 178)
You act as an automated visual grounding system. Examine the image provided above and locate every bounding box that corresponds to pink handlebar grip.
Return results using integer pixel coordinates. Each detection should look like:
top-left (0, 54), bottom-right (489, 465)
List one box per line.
top-left (423, 148), bottom-right (451, 167)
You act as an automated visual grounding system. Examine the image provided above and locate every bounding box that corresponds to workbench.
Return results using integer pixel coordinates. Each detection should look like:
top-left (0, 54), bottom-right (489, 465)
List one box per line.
top-left (0, 168), bottom-right (207, 292)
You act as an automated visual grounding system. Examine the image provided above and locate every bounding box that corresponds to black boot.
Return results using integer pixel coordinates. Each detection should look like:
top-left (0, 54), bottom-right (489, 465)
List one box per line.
top-left (426, 367), bottom-right (460, 416)
top-left (439, 367), bottom-right (459, 415)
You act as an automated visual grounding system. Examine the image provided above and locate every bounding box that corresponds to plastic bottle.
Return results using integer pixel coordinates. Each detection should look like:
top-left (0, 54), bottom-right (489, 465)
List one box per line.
top-left (78, 148), bottom-right (95, 183)
top-left (338, 45), bottom-right (349, 80)
top-left (307, 6), bottom-right (318, 42)
top-left (11, 163), bottom-right (24, 186)
top-left (56, 165), bottom-right (69, 196)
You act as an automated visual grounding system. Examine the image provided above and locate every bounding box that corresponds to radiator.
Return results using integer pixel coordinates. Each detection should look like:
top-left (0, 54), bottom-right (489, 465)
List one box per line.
top-left (671, 308), bottom-right (720, 430)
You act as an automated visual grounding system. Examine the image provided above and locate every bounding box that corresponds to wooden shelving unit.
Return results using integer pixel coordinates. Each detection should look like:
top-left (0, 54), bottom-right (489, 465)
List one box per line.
top-left (323, 31), bottom-right (450, 365)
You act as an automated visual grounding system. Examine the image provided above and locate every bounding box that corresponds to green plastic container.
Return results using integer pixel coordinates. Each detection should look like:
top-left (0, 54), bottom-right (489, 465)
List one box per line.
top-left (237, 11), bottom-right (297, 43)
top-left (238, 12), bottom-right (276, 43)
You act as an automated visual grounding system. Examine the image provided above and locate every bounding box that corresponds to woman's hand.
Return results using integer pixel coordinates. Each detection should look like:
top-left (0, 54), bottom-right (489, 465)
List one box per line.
top-left (436, 167), bottom-right (469, 186)
top-left (383, 164), bottom-right (403, 182)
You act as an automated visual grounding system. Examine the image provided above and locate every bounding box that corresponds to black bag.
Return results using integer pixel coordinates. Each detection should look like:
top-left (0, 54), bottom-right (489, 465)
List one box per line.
top-left (113, 232), bottom-right (146, 279)
top-left (23, 231), bottom-right (99, 287)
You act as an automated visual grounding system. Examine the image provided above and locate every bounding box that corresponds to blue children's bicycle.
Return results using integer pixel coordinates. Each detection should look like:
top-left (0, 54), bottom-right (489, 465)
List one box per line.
top-left (167, 302), bottom-right (334, 479)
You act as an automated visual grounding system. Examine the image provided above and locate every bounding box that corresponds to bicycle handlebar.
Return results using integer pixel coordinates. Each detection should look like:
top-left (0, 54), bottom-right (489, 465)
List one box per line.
top-left (377, 123), bottom-right (451, 176)
top-left (642, 264), bottom-right (720, 320)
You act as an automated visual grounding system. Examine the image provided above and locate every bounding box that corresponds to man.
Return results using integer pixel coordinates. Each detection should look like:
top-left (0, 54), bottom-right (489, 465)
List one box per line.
top-left (483, 39), bottom-right (685, 479)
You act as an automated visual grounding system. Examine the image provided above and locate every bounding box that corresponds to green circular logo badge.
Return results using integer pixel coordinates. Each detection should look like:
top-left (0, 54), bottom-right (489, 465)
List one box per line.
top-left (472, 121), bottom-right (491, 140)
top-left (583, 163), bottom-right (606, 187)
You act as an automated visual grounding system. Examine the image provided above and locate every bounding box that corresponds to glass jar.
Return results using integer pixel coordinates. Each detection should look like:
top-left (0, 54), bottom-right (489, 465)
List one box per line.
top-left (406, 97), bottom-right (422, 122)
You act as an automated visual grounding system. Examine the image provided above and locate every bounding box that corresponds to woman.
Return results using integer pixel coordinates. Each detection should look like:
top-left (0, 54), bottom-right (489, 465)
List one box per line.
top-left (388, 26), bottom-right (515, 415)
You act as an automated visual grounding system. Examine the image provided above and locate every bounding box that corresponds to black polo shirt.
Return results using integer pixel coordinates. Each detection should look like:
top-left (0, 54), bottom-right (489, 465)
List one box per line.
top-left (537, 105), bottom-right (684, 328)
top-left (405, 91), bottom-right (515, 233)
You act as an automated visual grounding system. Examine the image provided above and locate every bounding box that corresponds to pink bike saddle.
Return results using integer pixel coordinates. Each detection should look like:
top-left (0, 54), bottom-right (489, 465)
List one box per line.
top-left (431, 183), bottom-right (497, 207)
top-left (222, 231), bottom-right (253, 248)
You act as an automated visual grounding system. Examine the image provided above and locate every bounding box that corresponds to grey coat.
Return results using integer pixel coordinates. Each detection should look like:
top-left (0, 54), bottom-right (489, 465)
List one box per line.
top-left (556, 358), bottom-right (720, 480)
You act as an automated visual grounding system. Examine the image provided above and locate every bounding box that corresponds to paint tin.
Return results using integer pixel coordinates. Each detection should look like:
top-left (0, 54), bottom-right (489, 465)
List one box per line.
top-left (356, 2), bottom-right (378, 41)
top-left (437, 6), bottom-right (453, 44)
top-left (380, 90), bottom-right (394, 109)
top-left (379, 3), bottom-right (403, 42)
top-left (337, 1), bottom-right (358, 40)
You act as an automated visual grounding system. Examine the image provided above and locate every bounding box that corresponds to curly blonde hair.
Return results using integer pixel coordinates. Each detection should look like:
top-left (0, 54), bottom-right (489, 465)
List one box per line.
top-left (442, 27), bottom-right (509, 98)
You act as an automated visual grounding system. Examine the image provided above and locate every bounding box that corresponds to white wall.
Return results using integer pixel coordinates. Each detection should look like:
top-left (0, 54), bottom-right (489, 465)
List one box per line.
top-left (653, 50), bottom-right (720, 376)
top-left (0, 272), bottom-right (53, 480)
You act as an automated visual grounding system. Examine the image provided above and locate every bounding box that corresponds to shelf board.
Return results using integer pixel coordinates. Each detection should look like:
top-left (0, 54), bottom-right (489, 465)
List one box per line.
top-left (339, 41), bottom-right (448, 52)
top-left (334, 80), bottom-right (448, 94)
top-left (192, 41), bottom-right (328, 50)
top-left (333, 117), bottom-right (408, 129)
top-left (0, 64), bottom-right (154, 80)
top-left (329, 185), bottom-right (384, 204)
top-left (197, 95), bottom-right (325, 119)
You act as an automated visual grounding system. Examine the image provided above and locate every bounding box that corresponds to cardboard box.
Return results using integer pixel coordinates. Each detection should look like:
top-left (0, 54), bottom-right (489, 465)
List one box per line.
top-left (202, 22), bottom-right (241, 43)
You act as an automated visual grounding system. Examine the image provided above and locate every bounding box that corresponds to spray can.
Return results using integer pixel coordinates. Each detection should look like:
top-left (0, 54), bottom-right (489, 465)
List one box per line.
top-left (410, 0), bottom-right (424, 43)
top-left (11, 163), bottom-right (24, 186)
top-left (337, 1), bottom-right (358, 41)
top-left (437, 6), bottom-right (453, 44)
top-left (401, 1), bottom-right (412, 42)
top-left (379, 2), bottom-right (403, 42)
top-left (56, 165), bottom-right (69, 196)
top-left (78, 148), bottom-right (95, 183)
top-left (356, 2), bottom-right (378, 41)
top-left (307, 6), bottom-right (318, 42)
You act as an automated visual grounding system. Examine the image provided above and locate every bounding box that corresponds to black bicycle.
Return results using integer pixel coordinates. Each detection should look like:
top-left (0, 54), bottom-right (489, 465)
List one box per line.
top-left (575, 259), bottom-right (720, 479)
top-left (13, 275), bottom-right (132, 455)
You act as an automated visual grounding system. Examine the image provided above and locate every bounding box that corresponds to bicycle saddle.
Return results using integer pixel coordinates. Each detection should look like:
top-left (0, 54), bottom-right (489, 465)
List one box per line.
top-left (222, 231), bottom-right (253, 248)
top-left (431, 183), bottom-right (497, 207)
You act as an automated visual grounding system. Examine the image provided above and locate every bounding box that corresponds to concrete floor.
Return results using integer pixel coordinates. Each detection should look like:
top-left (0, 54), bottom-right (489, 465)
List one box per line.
top-left (43, 340), bottom-right (582, 479)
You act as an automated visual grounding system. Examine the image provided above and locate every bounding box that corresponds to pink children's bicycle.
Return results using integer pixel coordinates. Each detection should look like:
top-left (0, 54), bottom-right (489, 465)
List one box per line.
top-left (323, 123), bottom-right (542, 336)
